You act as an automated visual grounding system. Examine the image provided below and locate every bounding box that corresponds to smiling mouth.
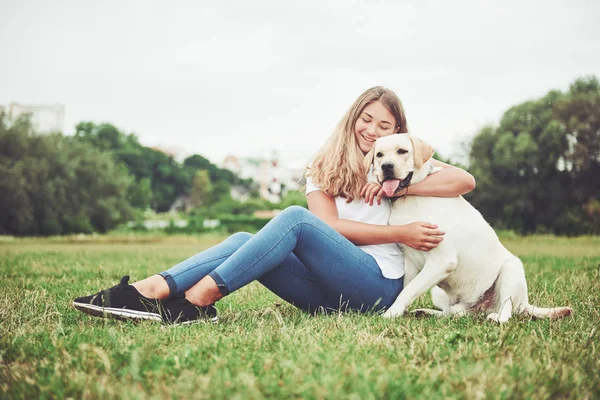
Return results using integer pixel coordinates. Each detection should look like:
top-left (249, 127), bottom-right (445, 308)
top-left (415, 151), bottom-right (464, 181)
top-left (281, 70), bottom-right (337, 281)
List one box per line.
top-left (361, 133), bottom-right (376, 143)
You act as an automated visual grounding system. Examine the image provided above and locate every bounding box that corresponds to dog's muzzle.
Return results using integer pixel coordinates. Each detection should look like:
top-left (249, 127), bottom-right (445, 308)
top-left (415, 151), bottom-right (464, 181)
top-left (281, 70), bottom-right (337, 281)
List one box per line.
top-left (381, 162), bottom-right (395, 178)
top-left (397, 172), bottom-right (413, 191)
top-left (380, 171), bottom-right (413, 197)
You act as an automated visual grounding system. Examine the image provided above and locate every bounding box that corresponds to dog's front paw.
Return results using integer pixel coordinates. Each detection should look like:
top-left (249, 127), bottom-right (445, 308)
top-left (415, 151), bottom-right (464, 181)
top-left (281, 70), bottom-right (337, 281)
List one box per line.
top-left (383, 307), bottom-right (405, 319)
top-left (412, 308), bottom-right (442, 318)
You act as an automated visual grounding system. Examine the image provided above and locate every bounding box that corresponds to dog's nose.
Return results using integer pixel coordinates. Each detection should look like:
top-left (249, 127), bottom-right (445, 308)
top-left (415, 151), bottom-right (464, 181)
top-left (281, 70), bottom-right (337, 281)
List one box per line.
top-left (381, 162), bottom-right (394, 173)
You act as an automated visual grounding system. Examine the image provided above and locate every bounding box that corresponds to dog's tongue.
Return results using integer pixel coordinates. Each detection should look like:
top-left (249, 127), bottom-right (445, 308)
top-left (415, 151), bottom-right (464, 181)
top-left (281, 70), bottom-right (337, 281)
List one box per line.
top-left (382, 179), bottom-right (400, 197)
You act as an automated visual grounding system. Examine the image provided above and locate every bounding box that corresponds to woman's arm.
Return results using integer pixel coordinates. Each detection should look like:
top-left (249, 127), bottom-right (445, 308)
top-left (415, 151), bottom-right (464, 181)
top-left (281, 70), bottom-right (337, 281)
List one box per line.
top-left (307, 190), bottom-right (444, 251)
top-left (362, 160), bottom-right (476, 206)
top-left (408, 159), bottom-right (476, 197)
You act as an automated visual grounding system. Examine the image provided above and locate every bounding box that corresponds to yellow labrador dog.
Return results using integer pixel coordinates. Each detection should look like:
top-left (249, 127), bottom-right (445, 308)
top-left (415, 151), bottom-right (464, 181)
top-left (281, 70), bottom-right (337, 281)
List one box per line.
top-left (365, 134), bottom-right (572, 323)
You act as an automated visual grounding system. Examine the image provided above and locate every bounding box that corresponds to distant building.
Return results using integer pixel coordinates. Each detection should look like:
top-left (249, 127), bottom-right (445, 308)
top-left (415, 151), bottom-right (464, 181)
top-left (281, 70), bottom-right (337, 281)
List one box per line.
top-left (169, 194), bottom-right (193, 213)
top-left (222, 151), bottom-right (306, 203)
top-left (5, 102), bottom-right (65, 133)
top-left (230, 184), bottom-right (252, 202)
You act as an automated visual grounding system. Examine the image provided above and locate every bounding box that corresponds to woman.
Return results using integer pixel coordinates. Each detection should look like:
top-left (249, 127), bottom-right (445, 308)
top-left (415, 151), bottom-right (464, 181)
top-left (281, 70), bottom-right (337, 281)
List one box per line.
top-left (73, 86), bottom-right (475, 325)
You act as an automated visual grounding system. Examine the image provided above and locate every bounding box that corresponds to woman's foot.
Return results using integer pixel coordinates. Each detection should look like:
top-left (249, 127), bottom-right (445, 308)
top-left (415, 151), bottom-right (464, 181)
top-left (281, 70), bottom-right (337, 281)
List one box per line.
top-left (131, 275), bottom-right (170, 299)
top-left (160, 293), bottom-right (218, 325)
top-left (73, 276), bottom-right (162, 322)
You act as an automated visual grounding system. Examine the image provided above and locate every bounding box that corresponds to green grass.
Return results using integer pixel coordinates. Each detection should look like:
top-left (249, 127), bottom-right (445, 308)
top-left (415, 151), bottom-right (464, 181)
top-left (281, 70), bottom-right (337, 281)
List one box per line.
top-left (1, 235), bottom-right (599, 399)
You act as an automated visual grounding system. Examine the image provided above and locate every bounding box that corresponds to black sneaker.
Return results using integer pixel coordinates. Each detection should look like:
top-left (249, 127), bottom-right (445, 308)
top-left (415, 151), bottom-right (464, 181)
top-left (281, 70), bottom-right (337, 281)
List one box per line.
top-left (73, 275), bottom-right (162, 322)
top-left (160, 293), bottom-right (218, 325)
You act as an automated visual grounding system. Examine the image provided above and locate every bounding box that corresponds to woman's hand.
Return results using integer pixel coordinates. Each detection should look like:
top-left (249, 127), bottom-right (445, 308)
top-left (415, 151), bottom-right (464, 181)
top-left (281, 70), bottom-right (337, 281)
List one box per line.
top-left (400, 222), bottom-right (445, 251)
top-left (361, 182), bottom-right (385, 205)
top-left (361, 182), bottom-right (408, 206)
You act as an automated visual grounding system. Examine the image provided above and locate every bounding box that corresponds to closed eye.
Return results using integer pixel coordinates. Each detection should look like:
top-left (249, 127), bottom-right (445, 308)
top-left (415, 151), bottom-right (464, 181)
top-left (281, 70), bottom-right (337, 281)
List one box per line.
top-left (397, 149), bottom-right (408, 155)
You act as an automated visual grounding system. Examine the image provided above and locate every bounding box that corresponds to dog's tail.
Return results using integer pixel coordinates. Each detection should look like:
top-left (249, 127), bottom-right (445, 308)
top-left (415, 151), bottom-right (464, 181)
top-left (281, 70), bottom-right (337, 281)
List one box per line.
top-left (524, 304), bottom-right (572, 319)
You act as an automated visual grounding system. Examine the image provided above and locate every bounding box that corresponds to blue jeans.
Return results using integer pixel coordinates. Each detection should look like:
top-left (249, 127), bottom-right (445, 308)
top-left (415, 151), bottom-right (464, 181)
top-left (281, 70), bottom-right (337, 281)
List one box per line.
top-left (159, 206), bottom-right (403, 313)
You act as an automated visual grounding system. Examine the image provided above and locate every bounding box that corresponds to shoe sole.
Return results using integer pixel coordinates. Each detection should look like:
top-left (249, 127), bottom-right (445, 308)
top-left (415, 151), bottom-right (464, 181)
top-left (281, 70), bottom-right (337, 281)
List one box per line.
top-left (74, 301), bottom-right (219, 325)
top-left (168, 315), bottom-right (219, 326)
top-left (73, 301), bottom-right (162, 322)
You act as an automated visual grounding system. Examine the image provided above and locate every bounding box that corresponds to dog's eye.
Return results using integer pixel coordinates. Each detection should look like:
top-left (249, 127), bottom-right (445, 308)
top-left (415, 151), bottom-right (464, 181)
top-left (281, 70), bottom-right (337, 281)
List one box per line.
top-left (376, 152), bottom-right (383, 158)
top-left (397, 149), bottom-right (408, 155)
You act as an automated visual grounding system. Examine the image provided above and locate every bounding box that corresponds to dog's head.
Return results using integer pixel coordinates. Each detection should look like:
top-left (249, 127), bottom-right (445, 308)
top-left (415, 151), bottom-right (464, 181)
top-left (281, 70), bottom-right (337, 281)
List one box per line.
top-left (363, 134), bottom-right (434, 197)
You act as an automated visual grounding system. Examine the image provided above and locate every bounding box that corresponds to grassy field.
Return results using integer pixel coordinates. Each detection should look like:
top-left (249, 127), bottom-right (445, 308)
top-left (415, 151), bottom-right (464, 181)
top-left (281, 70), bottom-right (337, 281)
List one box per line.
top-left (1, 234), bottom-right (599, 399)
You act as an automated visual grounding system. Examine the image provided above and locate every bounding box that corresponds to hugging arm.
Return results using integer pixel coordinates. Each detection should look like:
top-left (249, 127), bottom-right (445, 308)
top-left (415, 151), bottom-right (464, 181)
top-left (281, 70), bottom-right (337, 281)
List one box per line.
top-left (408, 160), bottom-right (475, 197)
top-left (307, 191), bottom-right (444, 251)
top-left (362, 160), bottom-right (476, 205)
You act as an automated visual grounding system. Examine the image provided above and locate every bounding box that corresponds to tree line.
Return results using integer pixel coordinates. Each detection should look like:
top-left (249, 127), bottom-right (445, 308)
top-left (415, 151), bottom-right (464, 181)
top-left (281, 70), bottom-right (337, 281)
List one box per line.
top-left (465, 76), bottom-right (599, 235)
top-left (72, 122), bottom-right (252, 212)
top-left (0, 119), bottom-right (254, 235)
top-left (1, 76), bottom-right (598, 236)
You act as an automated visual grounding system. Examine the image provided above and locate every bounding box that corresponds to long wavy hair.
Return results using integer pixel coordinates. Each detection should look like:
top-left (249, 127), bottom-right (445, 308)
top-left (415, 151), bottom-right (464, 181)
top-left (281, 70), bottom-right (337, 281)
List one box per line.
top-left (307, 86), bottom-right (409, 201)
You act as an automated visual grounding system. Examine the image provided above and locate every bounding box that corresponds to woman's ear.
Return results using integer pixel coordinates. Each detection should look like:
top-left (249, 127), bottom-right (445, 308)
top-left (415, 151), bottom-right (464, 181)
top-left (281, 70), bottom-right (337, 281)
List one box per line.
top-left (363, 147), bottom-right (375, 174)
top-left (407, 135), bottom-right (434, 169)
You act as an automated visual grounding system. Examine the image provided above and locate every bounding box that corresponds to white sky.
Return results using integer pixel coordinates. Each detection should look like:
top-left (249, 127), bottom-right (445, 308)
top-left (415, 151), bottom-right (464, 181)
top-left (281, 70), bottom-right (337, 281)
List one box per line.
top-left (1, 0), bottom-right (599, 166)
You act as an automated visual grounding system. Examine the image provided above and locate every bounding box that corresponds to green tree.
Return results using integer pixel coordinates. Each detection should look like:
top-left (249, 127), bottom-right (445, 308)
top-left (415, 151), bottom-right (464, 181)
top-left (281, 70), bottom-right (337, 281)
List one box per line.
top-left (189, 170), bottom-right (213, 209)
top-left (0, 115), bottom-right (134, 235)
top-left (466, 76), bottom-right (600, 234)
top-left (210, 180), bottom-right (232, 203)
top-left (73, 122), bottom-right (189, 212)
top-left (183, 154), bottom-right (238, 185)
top-left (73, 122), bottom-right (251, 212)
top-left (127, 177), bottom-right (152, 209)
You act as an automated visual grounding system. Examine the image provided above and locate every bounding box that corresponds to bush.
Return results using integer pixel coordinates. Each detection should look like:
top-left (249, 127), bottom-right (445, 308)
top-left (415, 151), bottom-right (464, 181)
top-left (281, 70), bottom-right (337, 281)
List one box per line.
top-left (216, 215), bottom-right (271, 233)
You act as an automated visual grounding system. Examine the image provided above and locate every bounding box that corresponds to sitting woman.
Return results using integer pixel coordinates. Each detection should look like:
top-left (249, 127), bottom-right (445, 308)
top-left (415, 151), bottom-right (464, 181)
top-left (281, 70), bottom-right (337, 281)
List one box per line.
top-left (73, 86), bottom-right (475, 325)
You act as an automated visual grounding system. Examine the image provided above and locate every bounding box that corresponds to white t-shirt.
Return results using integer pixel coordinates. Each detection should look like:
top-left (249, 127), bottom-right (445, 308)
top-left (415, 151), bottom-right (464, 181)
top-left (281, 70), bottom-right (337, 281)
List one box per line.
top-left (305, 174), bottom-right (404, 279)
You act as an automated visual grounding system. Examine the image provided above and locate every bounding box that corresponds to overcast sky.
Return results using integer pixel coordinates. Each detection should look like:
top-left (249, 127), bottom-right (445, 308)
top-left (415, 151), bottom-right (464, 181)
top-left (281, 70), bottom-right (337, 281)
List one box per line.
top-left (1, 0), bottom-right (599, 166)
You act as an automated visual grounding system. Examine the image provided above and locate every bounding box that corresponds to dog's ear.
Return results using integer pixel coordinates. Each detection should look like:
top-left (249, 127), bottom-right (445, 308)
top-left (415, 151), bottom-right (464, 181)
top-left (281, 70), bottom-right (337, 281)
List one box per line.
top-left (363, 147), bottom-right (375, 174)
top-left (408, 135), bottom-right (434, 169)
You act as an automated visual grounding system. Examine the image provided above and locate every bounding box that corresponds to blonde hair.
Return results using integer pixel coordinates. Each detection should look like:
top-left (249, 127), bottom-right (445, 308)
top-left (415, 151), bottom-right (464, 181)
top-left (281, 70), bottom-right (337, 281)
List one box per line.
top-left (308, 86), bottom-right (408, 201)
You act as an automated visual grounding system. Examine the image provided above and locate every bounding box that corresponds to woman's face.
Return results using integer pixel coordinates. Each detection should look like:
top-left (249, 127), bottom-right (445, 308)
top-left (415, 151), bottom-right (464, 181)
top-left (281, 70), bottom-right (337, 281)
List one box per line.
top-left (354, 100), bottom-right (398, 155)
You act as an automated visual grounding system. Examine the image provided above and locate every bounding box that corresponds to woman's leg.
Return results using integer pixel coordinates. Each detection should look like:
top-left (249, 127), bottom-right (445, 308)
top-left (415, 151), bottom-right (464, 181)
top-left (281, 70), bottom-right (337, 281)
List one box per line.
top-left (256, 251), bottom-right (401, 313)
top-left (131, 231), bottom-right (253, 299)
top-left (181, 206), bottom-right (402, 313)
top-left (141, 225), bottom-right (386, 311)
top-left (133, 227), bottom-right (351, 310)
top-left (72, 231), bottom-right (256, 321)
top-left (161, 232), bottom-right (255, 294)
top-left (74, 206), bottom-right (402, 323)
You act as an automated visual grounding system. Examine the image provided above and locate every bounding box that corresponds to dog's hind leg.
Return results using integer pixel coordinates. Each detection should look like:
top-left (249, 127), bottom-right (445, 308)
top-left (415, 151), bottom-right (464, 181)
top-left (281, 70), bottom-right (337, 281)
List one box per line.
top-left (431, 286), bottom-right (450, 311)
top-left (488, 257), bottom-right (573, 322)
top-left (487, 257), bottom-right (527, 324)
top-left (412, 286), bottom-right (452, 317)
top-left (413, 300), bottom-right (468, 319)
top-left (412, 308), bottom-right (445, 318)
